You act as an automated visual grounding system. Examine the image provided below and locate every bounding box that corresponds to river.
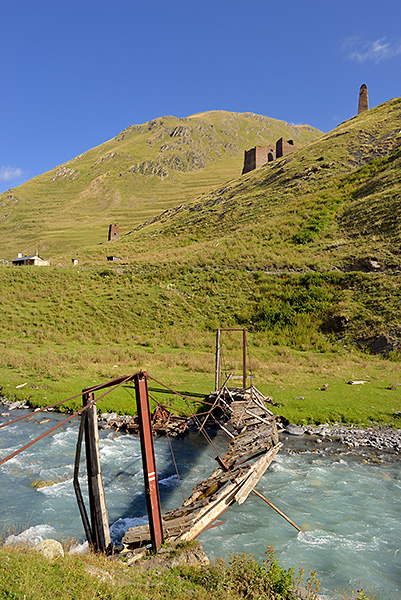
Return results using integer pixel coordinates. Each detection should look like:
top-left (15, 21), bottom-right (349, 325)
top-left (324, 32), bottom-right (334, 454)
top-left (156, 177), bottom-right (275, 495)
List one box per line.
top-left (0, 406), bottom-right (400, 599)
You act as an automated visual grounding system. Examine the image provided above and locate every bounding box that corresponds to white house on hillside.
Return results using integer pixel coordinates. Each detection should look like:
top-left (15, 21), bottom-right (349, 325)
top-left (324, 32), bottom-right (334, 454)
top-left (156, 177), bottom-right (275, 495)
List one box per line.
top-left (12, 253), bottom-right (50, 266)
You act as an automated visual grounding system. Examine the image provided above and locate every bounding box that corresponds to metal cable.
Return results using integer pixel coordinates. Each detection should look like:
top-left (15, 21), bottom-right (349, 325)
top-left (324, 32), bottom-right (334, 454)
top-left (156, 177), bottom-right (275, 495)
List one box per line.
top-left (0, 372), bottom-right (140, 431)
top-left (0, 373), bottom-right (136, 467)
top-left (146, 393), bottom-right (186, 502)
top-left (0, 391), bottom-right (86, 430)
top-left (166, 433), bottom-right (186, 502)
top-left (148, 374), bottom-right (225, 461)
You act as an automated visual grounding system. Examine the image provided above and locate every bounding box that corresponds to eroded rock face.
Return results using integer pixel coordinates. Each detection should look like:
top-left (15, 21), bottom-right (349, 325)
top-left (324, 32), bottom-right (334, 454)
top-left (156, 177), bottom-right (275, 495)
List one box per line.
top-left (34, 539), bottom-right (64, 559)
top-left (369, 335), bottom-right (397, 355)
top-left (357, 332), bottom-right (401, 356)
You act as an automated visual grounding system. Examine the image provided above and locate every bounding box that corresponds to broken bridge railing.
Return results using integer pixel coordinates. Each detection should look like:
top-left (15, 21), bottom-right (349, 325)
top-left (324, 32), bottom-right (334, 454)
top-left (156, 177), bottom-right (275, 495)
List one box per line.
top-left (0, 371), bottom-right (164, 554)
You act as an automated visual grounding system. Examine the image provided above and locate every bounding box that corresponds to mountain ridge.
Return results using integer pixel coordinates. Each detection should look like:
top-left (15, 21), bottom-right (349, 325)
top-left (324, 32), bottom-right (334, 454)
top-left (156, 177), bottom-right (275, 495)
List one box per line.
top-left (0, 110), bottom-right (321, 259)
top-left (100, 97), bottom-right (401, 274)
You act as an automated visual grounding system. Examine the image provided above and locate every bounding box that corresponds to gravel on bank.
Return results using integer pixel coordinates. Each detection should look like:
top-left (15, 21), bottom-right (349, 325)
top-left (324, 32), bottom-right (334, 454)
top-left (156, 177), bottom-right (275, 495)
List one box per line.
top-left (283, 422), bottom-right (401, 454)
top-left (2, 398), bottom-right (400, 456)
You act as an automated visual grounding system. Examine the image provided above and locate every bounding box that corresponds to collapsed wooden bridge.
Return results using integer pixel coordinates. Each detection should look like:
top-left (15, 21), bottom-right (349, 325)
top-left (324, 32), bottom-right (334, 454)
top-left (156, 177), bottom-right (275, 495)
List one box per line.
top-left (122, 384), bottom-right (282, 548)
top-left (0, 328), bottom-right (303, 556)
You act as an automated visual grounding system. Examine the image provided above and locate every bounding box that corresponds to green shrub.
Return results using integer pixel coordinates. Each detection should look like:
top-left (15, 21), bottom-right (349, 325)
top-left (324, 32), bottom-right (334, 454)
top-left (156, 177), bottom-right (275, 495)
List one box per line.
top-left (178, 547), bottom-right (315, 600)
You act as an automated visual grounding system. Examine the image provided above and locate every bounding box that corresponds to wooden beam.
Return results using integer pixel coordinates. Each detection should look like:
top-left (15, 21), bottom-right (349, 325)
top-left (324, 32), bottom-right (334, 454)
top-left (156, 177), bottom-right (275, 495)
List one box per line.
top-left (243, 328), bottom-right (247, 390)
top-left (251, 488), bottom-right (305, 534)
top-left (83, 391), bottom-right (111, 553)
top-left (235, 443), bottom-right (282, 505)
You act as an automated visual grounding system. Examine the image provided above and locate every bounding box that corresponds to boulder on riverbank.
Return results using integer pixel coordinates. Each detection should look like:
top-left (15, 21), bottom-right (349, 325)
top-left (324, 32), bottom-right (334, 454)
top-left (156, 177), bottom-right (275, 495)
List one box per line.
top-left (34, 539), bottom-right (64, 559)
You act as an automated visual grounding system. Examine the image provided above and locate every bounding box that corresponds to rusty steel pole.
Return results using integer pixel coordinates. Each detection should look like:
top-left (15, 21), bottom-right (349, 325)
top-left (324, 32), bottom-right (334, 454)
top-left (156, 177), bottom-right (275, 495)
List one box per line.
top-left (215, 329), bottom-right (221, 391)
top-left (243, 328), bottom-right (247, 391)
top-left (134, 371), bottom-right (164, 553)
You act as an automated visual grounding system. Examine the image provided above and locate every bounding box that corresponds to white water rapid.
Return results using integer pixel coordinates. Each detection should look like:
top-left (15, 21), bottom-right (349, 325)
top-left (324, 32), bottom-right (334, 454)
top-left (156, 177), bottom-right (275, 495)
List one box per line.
top-left (0, 407), bottom-right (399, 598)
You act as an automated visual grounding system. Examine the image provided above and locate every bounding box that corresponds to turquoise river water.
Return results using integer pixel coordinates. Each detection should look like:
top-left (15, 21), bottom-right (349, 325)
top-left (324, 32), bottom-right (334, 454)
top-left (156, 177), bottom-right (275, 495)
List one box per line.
top-left (0, 407), bottom-right (400, 598)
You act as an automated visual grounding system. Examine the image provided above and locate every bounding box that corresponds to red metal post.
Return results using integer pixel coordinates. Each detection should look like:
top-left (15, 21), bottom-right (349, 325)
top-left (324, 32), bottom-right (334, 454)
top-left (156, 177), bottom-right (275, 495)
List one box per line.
top-left (134, 371), bottom-right (164, 552)
top-left (243, 328), bottom-right (247, 391)
top-left (215, 329), bottom-right (221, 391)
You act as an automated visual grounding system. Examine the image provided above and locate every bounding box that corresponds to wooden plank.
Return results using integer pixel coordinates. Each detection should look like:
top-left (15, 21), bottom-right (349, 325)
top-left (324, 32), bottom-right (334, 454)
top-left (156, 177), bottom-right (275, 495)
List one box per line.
top-left (234, 443), bottom-right (282, 505)
top-left (178, 481), bottom-right (240, 541)
top-left (178, 443), bottom-right (280, 542)
top-left (124, 466), bottom-right (254, 545)
top-left (183, 467), bottom-right (248, 501)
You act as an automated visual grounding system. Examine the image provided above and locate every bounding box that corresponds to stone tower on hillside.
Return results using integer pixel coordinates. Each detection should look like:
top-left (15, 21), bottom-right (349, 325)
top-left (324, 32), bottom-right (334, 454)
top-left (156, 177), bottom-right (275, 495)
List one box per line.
top-left (358, 84), bottom-right (369, 114)
top-left (108, 223), bottom-right (119, 241)
top-left (276, 138), bottom-right (296, 159)
top-left (242, 146), bottom-right (275, 174)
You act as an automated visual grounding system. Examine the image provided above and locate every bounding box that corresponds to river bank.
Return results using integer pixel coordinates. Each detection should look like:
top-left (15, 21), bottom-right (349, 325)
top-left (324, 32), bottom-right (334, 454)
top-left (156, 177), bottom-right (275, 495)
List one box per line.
top-left (2, 397), bottom-right (400, 459)
top-left (282, 421), bottom-right (401, 457)
top-left (1, 400), bottom-right (400, 597)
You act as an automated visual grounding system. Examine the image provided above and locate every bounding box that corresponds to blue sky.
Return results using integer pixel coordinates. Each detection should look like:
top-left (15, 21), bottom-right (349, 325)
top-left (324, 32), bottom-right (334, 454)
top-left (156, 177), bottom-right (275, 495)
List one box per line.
top-left (1, 0), bottom-right (401, 193)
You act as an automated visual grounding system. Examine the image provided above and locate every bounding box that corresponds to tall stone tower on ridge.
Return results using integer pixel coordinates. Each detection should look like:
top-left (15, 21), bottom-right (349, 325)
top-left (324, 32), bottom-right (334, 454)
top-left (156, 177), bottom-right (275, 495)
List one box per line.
top-left (358, 84), bottom-right (369, 115)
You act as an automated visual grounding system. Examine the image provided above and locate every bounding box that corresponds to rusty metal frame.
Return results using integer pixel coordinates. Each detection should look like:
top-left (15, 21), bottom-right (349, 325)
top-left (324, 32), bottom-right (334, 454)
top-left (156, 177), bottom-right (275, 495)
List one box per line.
top-left (76, 371), bottom-right (164, 554)
top-left (215, 328), bottom-right (247, 391)
top-left (134, 371), bottom-right (164, 552)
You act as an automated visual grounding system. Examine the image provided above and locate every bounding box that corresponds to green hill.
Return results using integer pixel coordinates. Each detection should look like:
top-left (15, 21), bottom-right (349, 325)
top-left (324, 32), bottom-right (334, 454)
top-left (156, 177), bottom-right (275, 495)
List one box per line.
top-left (92, 97), bottom-right (401, 273)
top-left (0, 111), bottom-right (320, 260)
top-left (1, 99), bottom-right (401, 427)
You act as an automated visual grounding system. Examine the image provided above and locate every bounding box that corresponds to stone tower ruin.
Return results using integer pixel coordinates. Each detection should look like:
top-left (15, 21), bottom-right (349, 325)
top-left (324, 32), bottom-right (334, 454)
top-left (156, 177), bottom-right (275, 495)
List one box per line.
top-left (241, 136), bottom-right (299, 176)
top-left (242, 146), bottom-right (275, 174)
top-left (358, 84), bottom-right (369, 114)
top-left (108, 223), bottom-right (119, 241)
top-left (275, 138), bottom-right (296, 159)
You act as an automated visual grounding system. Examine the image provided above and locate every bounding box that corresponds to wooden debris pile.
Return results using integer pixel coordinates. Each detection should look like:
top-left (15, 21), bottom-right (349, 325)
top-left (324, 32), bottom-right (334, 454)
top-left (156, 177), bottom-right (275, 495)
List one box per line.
top-left (217, 385), bottom-right (277, 428)
top-left (127, 405), bottom-right (189, 437)
top-left (122, 386), bottom-right (281, 548)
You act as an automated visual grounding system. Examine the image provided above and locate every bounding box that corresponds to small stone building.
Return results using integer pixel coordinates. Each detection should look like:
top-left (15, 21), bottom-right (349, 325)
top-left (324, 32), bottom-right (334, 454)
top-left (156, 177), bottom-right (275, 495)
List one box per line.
top-left (107, 256), bottom-right (122, 262)
top-left (275, 138), bottom-right (296, 159)
top-left (108, 223), bottom-right (119, 241)
top-left (242, 137), bottom-right (297, 175)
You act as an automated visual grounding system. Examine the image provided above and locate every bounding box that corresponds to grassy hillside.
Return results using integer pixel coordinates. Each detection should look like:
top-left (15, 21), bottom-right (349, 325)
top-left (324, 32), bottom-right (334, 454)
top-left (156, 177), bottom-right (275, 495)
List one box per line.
top-left (1, 99), bottom-right (401, 427)
top-left (82, 97), bottom-right (401, 273)
top-left (0, 111), bottom-right (320, 260)
top-left (1, 265), bottom-right (401, 426)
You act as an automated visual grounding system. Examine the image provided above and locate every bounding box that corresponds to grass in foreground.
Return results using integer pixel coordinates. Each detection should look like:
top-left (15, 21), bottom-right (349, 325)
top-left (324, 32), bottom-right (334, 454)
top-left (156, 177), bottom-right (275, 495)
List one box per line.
top-left (1, 542), bottom-right (378, 600)
top-left (0, 544), bottom-right (300, 600)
